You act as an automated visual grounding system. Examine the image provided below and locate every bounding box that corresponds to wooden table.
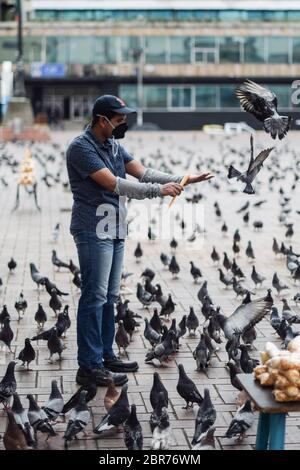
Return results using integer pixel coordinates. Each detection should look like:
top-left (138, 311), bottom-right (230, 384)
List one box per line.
top-left (237, 374), bottom-right (300, 450)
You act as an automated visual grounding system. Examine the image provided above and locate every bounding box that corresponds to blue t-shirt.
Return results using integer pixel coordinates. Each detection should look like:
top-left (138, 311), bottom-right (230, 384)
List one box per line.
top-left (66, 126), bottom-right (134, 236)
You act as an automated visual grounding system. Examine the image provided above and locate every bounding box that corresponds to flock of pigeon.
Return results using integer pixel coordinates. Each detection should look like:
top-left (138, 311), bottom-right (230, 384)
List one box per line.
top-left (0, 80), bottom-right (300, 450)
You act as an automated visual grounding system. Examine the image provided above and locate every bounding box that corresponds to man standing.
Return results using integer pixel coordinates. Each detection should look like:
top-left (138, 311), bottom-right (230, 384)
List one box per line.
top-left (67, 95), bottom-right (213, 387)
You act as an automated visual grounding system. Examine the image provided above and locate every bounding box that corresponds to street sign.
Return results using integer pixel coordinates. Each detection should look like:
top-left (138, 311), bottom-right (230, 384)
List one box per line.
top-left (31, 63), bottom-right (66, 78)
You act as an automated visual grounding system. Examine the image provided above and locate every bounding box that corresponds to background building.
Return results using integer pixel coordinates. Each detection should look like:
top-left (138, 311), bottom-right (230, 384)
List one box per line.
top-left (1, 1), bottom-right (300, 129)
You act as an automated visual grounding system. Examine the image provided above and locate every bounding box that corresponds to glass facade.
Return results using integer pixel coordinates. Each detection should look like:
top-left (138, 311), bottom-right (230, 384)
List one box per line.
top-left (32, 9), bottom-right (300, 23)
top-left (1, 34), bottom-right (298, 66)
top-left (120, 84), bottom-right (294, 111)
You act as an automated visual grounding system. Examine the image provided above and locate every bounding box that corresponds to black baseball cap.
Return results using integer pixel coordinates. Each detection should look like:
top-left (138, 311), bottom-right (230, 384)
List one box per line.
top-left (92, 94), bottom-right (136, 118)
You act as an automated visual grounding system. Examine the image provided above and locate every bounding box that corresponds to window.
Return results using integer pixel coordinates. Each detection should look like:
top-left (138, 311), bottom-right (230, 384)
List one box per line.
top-left (171, 87), bottom-right (192, 108)
top-left (195, 86), bottom-right (217, 108)
top-left (145, 37), bottom-right (167, 63)
top-left (24, 37), bottom-right (43, 63)
top-left (0, 37), bottom-right (17, 62)
top-left (119, 85), bottom-right (138, 108)
top-left (120, 36), bottom-right (140, 63)
top-left (46, 36), bottom-right (69, 63)
top-left (244, 37), bottom-right (266, 63)
top-left (269, 85), bottom-right (290, 108)
top-left (293, 37), bottom-right (300, 63)
top-left (170, 36), bottom-right (191, 63)
top-left (144, 86), bottom-right (167, 108)
top-left (220, 85), bottom-right (240, 108)
top-left (219, 37), bottom-right (241, 63)
top-left (267, 37), bottom-right (290, 64)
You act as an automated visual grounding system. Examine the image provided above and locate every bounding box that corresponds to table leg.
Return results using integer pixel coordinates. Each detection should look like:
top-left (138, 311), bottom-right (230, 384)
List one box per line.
top-left (255, 412), bottom-right (270, 450)
top-left (269, 413), bottom-right (286, 450)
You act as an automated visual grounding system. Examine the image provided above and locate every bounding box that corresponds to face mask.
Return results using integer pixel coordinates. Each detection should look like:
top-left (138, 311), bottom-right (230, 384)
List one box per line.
top-left (97, 114), bottom-right (128, 140)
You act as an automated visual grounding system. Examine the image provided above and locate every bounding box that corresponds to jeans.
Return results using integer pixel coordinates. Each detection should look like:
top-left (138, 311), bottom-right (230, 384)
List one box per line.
top-left (72, 230), bottom-right (125, 369)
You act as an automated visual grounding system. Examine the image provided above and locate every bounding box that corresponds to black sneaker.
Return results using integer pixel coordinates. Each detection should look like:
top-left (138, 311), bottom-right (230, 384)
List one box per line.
top-left (76, 366), bottom-right (128, 387)
top-left (103, 357), bottom-right (139, 373)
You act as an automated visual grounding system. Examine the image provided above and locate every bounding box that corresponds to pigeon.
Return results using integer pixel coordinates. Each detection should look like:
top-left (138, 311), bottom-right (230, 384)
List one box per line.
top-left (150, 392), bottom-right (172, 450)
top-left (176, 364), bottom-right (203, 409)
top-left (227, 362), bottom-right (243, 391)
top-left (192, 426), bottom-right (216, 450)
top-left (149, 308), bottom-right (163, 334)
top-left (52, 222), bottom-right (60, 243)
top-left (160, 294), bottom-right (176, 321)
top-left (232, 277), bottom-right (250, 298)
top-left (170, 237), bottom-right (178, 251)
top-left (239, 345), bottom-right (259, 373)
top-left (134, 242), bottom-right (143, 262)
top-left (144, 278), bottom-right (157, 297)
top-left (150, 372), bottom-right (169, 410)
top-left (190, 262), bottom-right (202, 283)
top-left (63, 374), bottom-right (97, 415)
top-left (228, 135), bottom-right (274, 194)
top-left (72, 272), bottom-right (82, 290)
top-left (245, 241), bottom-right (255, 261)
top-left (124, 404), bottom-right (143, 450)
top-left (3, 410), bottom-right (28, 450)
top-left (14, 292), bottom-right (28, 321)
top-left (144, 318), bottom-right (161, 348)
top-left (8, 257), bottom-right (17, 273)
top-left (273, 238), bottom-right (281, 257)
top-left (235, 79), bottom-right (291, 139)
top-left (243, 211), bottom-right (250, 225)
top-left (224, 400), bottom-right (254, 441)
top-left (169, 255), bottom-right (180, 278)
top-left (104, 377), bottom-right (120, 412)
top-left (51, 250), bottom-right (70, 270)
top-left (137, 282), bottom-right (153, 307)
top-left (193, 335), bottom-right (211, 371)
top-left (0, 305), bottom-right (10, 326)
top-left (186, 306), bottom-right (199, 335)
top-left (242, 326), bottom-right (257, 349)
top-left (281, 299), bottom-right (300, 324)
top-left (160, 252), bottom-right (171, 269)
top-left (141, 268), bottom-right (155, 282)
top-left (270, 306), bottom-right (282, 333)
top-left (272, 272), bottom-right (289, 295)
top-left (18, 338), bottom-right (36, 370)
top-left (115, 320), bottom-right (130, 355)
top-left (0, 361), bottom-right (17, 408)
top-left (63, 390), bottom-right (90, 448)
top-left (223, 252), bottom-right (232, 271)
top-left (27, 394), bottom-right (56, 440)
top-left (215, 290), bottom-right (273, 340)
top-left (11, 393), bottom-right (36, 447)
top-left (47, 327), bottom-right (66, 361)
top-left (0, 317), bottom-right (14, 352)
top-left (42, 380), bottom-right (64, 421)
top-left (44, 278), bottom-right (68, 297)
top-left (191, 388), bottom-right (216, 445)
top-left (34, 303), bottom-right (47, 329)
top-left (49, 288), bottom-right (62, 316)
top-left (94, 384), bottom-right (130, 434)
top-left (251, 266), bottom-right (266, 288)
top-left (221, 222), bottom-right (228, 236)
top-left (218, 268), bottom-right (233, 288)
top-left (155, 284), bottom-right (168, 308)
top-left (145, 330), bottom-right (176, 364)
top-left (293, 293), bottom-right (300, 306)
top-left (211, 247), bottom-right (220, 264)
top-left (69, 259), bottom-right (80, 276)
top-left (30, 263), bottom-right (46, 288)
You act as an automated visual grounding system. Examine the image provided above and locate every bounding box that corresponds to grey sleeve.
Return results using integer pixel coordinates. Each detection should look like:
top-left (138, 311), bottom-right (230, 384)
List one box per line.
top-left (139, 167), bottom-right (184, 184)
top-left (114, 176), bottom-right (163, 200)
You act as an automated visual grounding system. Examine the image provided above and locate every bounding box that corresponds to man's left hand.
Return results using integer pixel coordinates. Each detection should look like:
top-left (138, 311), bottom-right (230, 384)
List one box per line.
top-left (186, 173), bottom-right (214, 185)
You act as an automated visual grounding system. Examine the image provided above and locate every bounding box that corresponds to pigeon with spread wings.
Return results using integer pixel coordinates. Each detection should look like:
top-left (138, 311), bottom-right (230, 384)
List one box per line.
top-left (215, 289), bottom-right (273, 341)
top-left (235, 79), bottom-right (291, 140)
top-left (228, 134), bottom-right (274, 194)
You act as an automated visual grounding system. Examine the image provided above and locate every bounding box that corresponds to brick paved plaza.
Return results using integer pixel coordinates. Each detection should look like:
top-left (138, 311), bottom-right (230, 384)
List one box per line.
top-left (0, 129), bottom-right (300, 450)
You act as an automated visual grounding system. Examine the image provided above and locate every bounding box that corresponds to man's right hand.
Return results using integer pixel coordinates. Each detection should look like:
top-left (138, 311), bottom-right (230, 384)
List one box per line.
top-left (161, 182), bottom-right (184, 197)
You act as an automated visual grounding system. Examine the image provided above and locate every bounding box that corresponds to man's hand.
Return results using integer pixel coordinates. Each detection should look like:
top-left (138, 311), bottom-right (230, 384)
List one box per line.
top-left (161, 182), bottom-right (184, 197)
top-left (186, 173), bottom-right (214, 185)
